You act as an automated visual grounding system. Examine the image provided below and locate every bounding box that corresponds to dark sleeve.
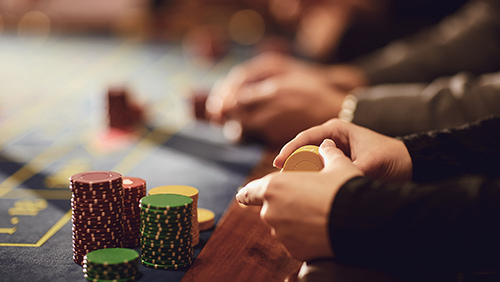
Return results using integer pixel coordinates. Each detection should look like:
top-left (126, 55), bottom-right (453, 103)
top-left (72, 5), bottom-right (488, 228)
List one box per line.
top-left (401, 115), bottom-right (500, 182)
top-left (328, 116), bottom-right (500, 271)
top-left (352, 0), bottom-right (500, 84)
top-left (351, 72), bottom-right (500, 137)
top-left (329, 175), bottom-right (500, 272)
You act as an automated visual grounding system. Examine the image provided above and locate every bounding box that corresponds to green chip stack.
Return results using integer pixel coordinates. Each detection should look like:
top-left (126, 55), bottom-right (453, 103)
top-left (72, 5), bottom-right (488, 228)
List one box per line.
top-left (139, 194), bottom-right (194, 269)
top-left (83, 248), bottom-right (140, 282)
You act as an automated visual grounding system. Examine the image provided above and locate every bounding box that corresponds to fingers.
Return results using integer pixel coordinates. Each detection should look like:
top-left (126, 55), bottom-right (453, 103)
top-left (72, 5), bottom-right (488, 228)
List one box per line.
top-left (238, 53), bottom-right (289, 83)
top-left (273, 119), bottom-right (349, 168)
top-left (318, 139), bottom-right (350, 173)
top-left (236, 80), bottom-right (278, 106)
top-left (207, 54), bottom-right (287, 124)
top-left (235, 178), bottom-right (267, 206)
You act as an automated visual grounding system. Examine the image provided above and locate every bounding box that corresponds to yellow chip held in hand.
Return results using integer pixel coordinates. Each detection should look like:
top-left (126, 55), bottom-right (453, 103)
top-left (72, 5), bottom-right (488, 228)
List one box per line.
top-left (281, 145), bottom-right (324, 172)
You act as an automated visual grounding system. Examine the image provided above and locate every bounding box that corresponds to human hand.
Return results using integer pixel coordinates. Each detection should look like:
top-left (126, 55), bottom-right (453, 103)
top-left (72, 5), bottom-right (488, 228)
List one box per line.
top-left (206, 53), bottom-right (329, 124)
top-left (224, 70), bottom-right (348, 147)
top-left (207, 53), bottom-right (358, 147)
top-left (236, 139), bottom-right (363, 261)
top-left (274, 119), bottom-right (413, 182)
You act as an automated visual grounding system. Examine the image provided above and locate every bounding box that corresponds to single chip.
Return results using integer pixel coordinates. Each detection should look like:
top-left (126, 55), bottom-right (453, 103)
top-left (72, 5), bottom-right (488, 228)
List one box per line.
top-left (281, 145), bottom-right (324, 172)
top-left (197, 208), bottom-right (215, 231)
top-left (140, 232), bottom-right (192, 242)
top-left (140, 194), bottom-right (193, 210)
top-left (83, 274), bottom-right (138, 282)
top-left (140, 240), bottom-right (192, 249)
top-left (148, 185), bottom-right (199, 198)
top-left (140, 236), bottom-right (192, 247)
top-left (140, 219), bottom-right (191, 229)
top-left (140, 221), bottom-right (191, 231)
top-left (141, 249), bottom-right (192, 259)
top-left (140, 259), bottom-right (191, 270)
top-left (141, 256), bottom-right (192, 266)
top-left (122, 176), bottom-right (146, 189)
top-left (85, 248), bottom-right (139, 266)
top-left (140, 245), bottom-right (190, 254)
top-left (139, 205), bottom-right (191, 216)
top-left (71, 198), bottom-right (123, 209)
top-left (71, 171), bottom-right (122, 185)
top-left (72, 196), bottom-right (123, 205)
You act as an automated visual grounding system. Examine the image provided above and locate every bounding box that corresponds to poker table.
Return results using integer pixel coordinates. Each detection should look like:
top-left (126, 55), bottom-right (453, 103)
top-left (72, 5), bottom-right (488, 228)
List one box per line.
top-left (1, 34), bottom-right (478, 282)
top-left (0, 33), bottom-right (301, 282)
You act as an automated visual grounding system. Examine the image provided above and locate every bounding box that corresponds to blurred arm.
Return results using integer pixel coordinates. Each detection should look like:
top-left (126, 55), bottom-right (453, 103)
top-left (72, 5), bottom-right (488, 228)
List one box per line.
top-left (350, 72), bottom-right (500, 136)
top-left (329, 116), bottom-right (500, 271)
top-left (353, 0), bottom-right (500, 84)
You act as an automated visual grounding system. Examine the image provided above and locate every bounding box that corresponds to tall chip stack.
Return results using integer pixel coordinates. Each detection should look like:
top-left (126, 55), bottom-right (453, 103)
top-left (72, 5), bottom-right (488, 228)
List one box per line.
top-left (122, 176), bottom-right (147, 248)
top-left (139, 194), bottom-right (194, 269)
top-left (70, 171), bottom-right (124, 265)
top-left (148, 185), bottom-right (200, 246)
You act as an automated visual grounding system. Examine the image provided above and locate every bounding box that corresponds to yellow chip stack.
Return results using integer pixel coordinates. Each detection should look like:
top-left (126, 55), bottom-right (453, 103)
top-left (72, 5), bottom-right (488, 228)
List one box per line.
top-left (148, 185), bottom-right (200, 246)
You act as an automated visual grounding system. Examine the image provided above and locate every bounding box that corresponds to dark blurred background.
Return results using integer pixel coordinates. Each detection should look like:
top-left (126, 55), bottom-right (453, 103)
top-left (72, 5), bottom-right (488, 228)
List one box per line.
top-left (0, 0), bottom-right (469, 65)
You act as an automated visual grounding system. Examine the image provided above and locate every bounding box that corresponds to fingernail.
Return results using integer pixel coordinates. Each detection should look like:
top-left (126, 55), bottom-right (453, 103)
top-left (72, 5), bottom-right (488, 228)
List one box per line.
top-left (320, 139), bottom-right (336, 148)
top-left (272, 157), bottom-right (278, 167)
top-left (235, 189), bottom-right (244, 203)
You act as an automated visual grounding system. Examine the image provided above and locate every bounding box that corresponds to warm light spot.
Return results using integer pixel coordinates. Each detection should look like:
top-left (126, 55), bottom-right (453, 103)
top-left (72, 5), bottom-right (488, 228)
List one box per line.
top-left (269, 0), bottom-right (300, 22)
top-left (17, 11), bottom-right (51, 42)
top-left (228, 9), bottom-right (265, 46)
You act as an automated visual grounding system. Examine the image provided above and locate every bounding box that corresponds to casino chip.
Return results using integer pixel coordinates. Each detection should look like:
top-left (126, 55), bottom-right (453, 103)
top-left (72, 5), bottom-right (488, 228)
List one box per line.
top-left (197, 208), bottom-right (215, 231)
top-left (148, 185), bottom-right (200, 246)
top-left (70, 171), bottom-right (125, 265)
top-left (281, 145), bottom-right (324, 172)
top-left (83, 248), bottom-right (140, 281)
top-left (107, 86), bottom-right (144, 131)
top-left (139, 194), bottom-right (194, 269)
top-left (122, 176), bottom-right (146, 248)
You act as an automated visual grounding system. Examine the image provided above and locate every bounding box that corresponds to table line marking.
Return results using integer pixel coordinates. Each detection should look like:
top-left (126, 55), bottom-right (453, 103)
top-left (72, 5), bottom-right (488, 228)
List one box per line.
top-left (0, 209), bottom-right (71, 247)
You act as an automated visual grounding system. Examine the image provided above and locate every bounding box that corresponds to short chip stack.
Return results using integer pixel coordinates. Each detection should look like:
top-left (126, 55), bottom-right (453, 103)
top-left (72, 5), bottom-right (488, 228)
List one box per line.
top-left (149, 185), bottom-right (200, 246)
top-left (83, 248), bottom-right (140, 281)
top-left (140, 194), bottom-right (194, 269)
top-left (197, 208), bottom-right (215, 231)
top-left (70, 171), bottom-right (124, 265)
top-left (122, 177), bottom-right (147, 248)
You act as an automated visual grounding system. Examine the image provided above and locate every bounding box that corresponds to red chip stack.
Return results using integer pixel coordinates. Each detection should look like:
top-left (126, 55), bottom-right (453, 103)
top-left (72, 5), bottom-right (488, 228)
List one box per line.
top-left (70, 171), bottom-right (124, 265)
top-left (107, 86), bottom-right (144, 131)
top-left (122, 176), bottom-right (147, 248)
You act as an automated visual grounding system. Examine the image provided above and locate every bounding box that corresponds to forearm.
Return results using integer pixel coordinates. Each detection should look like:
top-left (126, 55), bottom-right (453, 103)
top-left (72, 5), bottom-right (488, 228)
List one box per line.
top-left (350, 72), bottom-right (500, 137)
top-left (329, 176), bottom-right (500, 271)
top-left (402, 115), bottom-right (500, 182)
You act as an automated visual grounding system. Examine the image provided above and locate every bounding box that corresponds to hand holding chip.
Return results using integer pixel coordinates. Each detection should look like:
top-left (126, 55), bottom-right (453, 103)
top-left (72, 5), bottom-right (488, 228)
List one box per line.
top-left (236, 139), bottom-right (363, 261)
top-left (236, 119), bottom-right (414, 261)
top-left (275, 118), bottom-right (413, 183)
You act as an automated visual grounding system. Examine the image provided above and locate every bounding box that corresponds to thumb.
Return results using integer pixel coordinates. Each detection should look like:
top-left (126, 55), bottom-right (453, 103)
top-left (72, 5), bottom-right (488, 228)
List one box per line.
top-left (318, 139), bottom-right (350, 172)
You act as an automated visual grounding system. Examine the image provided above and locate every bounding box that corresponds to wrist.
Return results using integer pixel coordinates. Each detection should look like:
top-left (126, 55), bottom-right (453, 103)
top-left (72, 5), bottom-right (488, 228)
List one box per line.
top-left (324, 64), bottom-right (369, 91)
top-left (394, 139), bottom-right (413, 182)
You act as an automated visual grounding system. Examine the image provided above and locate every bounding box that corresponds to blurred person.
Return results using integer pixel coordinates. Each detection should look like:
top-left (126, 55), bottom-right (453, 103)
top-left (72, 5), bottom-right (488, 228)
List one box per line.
top-left (267, 0), bottom-right (388, 62)
top-left (265, 0), bottom-right (469, 62)
top-left (206, 0), bottom-right (500, 147)
top-left (236, 114), bottom-right (500, 273)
